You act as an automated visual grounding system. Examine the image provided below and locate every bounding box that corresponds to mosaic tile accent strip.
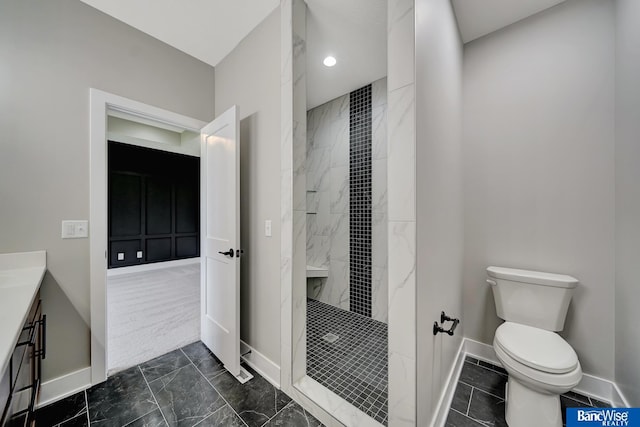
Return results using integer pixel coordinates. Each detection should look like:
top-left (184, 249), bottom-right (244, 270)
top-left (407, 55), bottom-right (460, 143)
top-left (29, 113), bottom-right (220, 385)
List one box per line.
top-left (349, 84), bottom-right (373, 317)
top-left (307, 298), bottom-right (388, 425)
top-left (445, 356), bottom-right (612, 427)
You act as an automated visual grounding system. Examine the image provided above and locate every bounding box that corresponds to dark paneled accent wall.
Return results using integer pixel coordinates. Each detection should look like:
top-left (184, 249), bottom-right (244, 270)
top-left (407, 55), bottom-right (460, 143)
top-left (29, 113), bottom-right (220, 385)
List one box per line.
top-left (349, 85), bottom-right (373, 317)
top-left (108, 142), bottom-right (200, 268)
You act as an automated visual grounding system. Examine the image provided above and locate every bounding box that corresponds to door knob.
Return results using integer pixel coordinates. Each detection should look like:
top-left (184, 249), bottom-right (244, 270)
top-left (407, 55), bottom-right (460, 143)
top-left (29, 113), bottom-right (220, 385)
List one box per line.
top-left (218, 248), bottom-right (234, 257)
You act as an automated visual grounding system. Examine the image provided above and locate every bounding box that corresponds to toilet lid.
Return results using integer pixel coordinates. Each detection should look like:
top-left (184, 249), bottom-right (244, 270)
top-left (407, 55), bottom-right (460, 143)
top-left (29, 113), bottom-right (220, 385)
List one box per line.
top-left (495, 322), bottom-right (579, 374)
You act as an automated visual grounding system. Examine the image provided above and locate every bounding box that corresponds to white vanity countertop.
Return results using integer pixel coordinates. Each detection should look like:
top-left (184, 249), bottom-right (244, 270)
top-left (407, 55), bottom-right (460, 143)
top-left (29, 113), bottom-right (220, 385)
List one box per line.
top-left (0, 251), bottom-right (46, 378)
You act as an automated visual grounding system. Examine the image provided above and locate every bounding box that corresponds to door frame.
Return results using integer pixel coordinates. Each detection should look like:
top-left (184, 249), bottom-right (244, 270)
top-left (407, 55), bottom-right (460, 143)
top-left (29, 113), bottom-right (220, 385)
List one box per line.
top-left (89, 88), bottom-right (206, 385)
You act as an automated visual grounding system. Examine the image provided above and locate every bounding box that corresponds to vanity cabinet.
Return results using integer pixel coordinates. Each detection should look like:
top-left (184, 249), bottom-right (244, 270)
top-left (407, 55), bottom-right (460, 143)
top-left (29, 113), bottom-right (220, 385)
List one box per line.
top-left (1, 293), bottom-right (45, 427)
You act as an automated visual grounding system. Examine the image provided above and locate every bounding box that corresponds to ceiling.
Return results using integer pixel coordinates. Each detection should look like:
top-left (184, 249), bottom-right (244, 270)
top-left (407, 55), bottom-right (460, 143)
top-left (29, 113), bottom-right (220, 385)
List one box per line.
top-left (79, 0), bottom-right (280, 67)
top-left (305, 0), bottom-right (387, 109)
top-left (451, 0), bottom-right (567, 43)
top-left (81, 0), bottom-right (567, 111)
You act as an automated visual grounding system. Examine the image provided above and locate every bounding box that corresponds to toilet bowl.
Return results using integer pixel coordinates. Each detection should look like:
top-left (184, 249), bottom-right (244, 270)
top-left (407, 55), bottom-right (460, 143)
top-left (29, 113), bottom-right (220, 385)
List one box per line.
top-left (494, 322), bottom-right (582, 427)
top-left (487, 266), bottom-right (582, 427)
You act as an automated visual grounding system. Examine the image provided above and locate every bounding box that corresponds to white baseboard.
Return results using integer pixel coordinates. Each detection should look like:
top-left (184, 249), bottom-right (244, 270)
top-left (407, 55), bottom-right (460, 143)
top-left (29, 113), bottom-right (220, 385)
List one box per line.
top-left (37, 367), bottom-right (91, 409)
top-left (431, 340), bottom-right (467, 427)
top-left (463, 338), bottom-right (501, 365)
top-left (574, 374), bottom-right (630, 408)
top-left (430, 337), bottom-right (631, 426)
top-left (240, 341), bottom-right (280, 388)
top-left (107, 257), bottom-right (200, 277)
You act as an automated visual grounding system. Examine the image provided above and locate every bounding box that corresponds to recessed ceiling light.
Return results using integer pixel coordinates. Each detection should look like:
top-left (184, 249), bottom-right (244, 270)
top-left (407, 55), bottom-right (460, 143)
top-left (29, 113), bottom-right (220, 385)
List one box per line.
top-left (323, 56), bottom-right (337, 67)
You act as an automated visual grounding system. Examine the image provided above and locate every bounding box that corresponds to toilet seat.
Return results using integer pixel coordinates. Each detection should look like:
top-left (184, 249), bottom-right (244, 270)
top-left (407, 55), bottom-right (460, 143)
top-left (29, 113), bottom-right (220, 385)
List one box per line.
top-left (494, 322), bottom-right (578, 374)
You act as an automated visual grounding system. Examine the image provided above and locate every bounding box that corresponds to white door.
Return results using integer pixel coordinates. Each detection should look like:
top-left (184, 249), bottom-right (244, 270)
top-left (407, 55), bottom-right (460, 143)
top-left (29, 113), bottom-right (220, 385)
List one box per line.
top-left (200, 106), bottom-right (250, 382)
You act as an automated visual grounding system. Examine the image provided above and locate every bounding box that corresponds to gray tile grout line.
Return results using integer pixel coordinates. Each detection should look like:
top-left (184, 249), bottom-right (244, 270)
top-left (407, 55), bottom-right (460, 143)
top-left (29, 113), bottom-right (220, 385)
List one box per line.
top-left (259, 399), bottom-right (296, 427)
top-left (182, 348), bottom-right (250, 427)
top-left (463, 360), bottom-right (507, 377)
top-left (55, 411), bottom-right (88, 427)
top-left (450, 408), bottom-right (486, 426)
top-left (466, 386), bottom-right (474, 416)
top-left (137, 365), bottom-right (170, 427)
top-left (459, 380), bottom-right (505, 402)
top-left (85, 389), bottom-right (90, 426)
top-left (191, 403), bottom-right (234, 427)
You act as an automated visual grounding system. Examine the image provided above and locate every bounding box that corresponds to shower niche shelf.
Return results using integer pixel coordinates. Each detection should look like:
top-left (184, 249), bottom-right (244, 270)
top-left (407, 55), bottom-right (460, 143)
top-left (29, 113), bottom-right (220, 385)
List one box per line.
top-left (306, 265), bottom-right (328, 278)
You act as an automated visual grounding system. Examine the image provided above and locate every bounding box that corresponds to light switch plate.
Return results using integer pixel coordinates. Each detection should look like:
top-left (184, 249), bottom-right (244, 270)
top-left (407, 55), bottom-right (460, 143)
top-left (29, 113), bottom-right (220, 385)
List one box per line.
top-left (61, 220), bottom-right (89, 239)
top-left (265, 220), bottom-right (272, 237)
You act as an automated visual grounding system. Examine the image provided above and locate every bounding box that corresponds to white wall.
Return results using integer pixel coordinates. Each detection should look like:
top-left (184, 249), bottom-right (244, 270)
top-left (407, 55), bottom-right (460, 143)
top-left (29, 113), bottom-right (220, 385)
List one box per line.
top-left (0, 0), bottom-right (215, 381)
top-left (615, 0), bottom-right (640, 407)
top-left (214, 9), bottom-right (282, 366)
top-left (462, 0), bottom-right (615, 379)
top-left (415, 0), bottom-right (464, 423)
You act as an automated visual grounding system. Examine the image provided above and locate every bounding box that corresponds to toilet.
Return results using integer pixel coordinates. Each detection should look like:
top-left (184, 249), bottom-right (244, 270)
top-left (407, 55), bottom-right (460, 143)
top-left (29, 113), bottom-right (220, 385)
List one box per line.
top-left (487, 266), bottom-right (582, 427)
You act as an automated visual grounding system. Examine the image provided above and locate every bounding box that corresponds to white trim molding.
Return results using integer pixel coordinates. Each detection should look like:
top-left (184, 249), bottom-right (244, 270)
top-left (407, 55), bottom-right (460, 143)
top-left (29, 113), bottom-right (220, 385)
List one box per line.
top-left (89, 88), bottom-right (206, 385)
top-left (431, 340), bottom-right (467, 427)
top-left (106, 257), bottom-right (200, 277)
top-left (37, 367), bottom-right (91, 409)
top-left (431, 338), bottom-right (631, 427)
top-left (240, 341), bottom-right (280, 389)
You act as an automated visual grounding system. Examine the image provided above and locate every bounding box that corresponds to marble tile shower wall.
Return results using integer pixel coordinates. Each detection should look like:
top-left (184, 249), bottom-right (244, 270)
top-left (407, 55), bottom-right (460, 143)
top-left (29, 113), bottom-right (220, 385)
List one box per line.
top-left (306, 77), bottom-right (388, 323)
top-left (371, 78), bottom-right (388, 323)
top-left (307, 91), bottom-right (350, 310)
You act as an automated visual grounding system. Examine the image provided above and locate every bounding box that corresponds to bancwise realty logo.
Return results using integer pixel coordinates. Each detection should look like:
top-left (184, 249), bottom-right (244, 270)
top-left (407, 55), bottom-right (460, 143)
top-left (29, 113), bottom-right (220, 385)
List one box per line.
top-left (567, 408), bottom-right (640, 427)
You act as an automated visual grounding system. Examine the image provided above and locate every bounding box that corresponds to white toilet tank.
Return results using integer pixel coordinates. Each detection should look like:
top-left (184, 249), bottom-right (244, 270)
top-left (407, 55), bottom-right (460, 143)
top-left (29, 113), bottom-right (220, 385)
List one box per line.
top-left (487, 266), bottom-right (578, 332)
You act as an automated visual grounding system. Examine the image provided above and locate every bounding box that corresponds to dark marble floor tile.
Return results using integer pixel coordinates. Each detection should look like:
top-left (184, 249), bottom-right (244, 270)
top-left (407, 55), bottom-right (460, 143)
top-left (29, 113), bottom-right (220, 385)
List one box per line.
top-left (451, 382), bottom-right (472, 414)
top-left (478, 360), bottom-right (508, 376)
top-left (465, 357), bottom-right (480, 365)
top-left (34, 391), bottom-right (87, 427)
top-left (264, 402), bottom-right (324, 427)
top-left (6, 414), bottom-right (27, 427)
top-left (208, 365), bottom-right (292, 427)
top-left (193, 355), bottom-right (226, 382)
top-left (561, 395), bottom-right (588, 425)
top-left (87, 366), bottom-right (158, 427)
top-left (562, 390), bottom-right (591, 406)
top-left (140, 349), bottom-right (191, 383)
top-left (150, 364), bottom-right (225, 427)
top-left (459, 362), bottom-right (507, 399)
top-left (126, 409), bottom-right (168, 427)
top-left (181, 342), bottom-right (214, 363)
top-left (196, 405), bottom-right (245, 427)
top-left (58, 413), bottom-right (89, 427)
top-left (467, 388), bottom-right (507, 427)
top-left (445, 409), bottom-right (486, 427)
top-left (590, 398), bottom-right (612, 408)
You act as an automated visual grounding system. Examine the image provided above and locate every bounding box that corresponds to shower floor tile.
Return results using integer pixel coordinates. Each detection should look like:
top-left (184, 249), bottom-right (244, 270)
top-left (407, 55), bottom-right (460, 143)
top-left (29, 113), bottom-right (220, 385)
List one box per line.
top-left (307, 298), bottom-right (388, 425)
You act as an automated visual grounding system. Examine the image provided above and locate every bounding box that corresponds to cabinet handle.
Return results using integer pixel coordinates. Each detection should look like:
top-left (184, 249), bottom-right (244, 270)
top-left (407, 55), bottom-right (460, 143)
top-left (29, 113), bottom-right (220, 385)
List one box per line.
top-left (41, 314), bottom-right (46, 360)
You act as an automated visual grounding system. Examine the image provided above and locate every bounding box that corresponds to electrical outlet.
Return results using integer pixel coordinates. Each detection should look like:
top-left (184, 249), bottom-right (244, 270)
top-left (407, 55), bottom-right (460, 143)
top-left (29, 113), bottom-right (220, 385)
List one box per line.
top-left (117, 253), bottom-right (125, 261)
top-left (136, 251), bottom-right (143, 259)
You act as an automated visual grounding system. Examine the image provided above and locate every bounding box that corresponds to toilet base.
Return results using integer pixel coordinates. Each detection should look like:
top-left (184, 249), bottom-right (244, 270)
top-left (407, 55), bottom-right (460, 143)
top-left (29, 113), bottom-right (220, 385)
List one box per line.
top-left (505, 378), bottom-right (562, 427)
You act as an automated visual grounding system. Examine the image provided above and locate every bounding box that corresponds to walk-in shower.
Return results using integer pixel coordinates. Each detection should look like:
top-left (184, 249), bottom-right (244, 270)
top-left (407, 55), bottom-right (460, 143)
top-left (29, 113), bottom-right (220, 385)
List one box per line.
top-left (305, 77), bottom-right (388, 424)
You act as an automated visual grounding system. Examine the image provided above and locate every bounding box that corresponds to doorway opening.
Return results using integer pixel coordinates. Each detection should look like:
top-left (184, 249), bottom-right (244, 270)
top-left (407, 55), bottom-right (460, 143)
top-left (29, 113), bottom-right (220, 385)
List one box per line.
top-left (89, 89), bottom-right (207, 384)
top-left (105, 117), bottom-right (201, 374)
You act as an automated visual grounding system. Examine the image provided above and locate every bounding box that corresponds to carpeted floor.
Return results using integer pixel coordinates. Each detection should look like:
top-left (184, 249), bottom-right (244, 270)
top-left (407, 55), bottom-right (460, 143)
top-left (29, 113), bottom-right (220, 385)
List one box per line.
top-left (107, 263), bottom-right (200, 374)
